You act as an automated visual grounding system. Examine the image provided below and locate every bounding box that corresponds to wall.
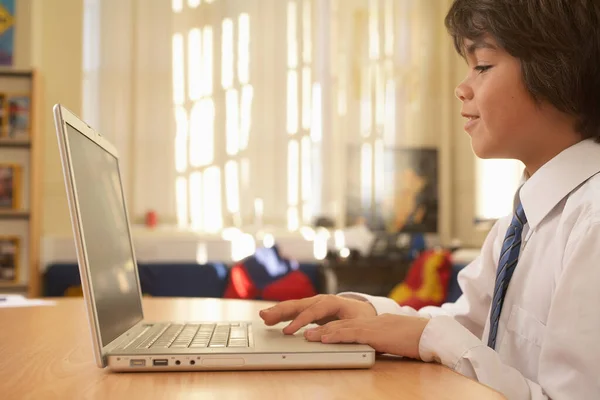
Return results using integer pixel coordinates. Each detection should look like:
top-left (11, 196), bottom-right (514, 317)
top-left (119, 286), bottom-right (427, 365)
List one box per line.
top-left (28, 0), bottom-right (83, 236)
top-left (17, 0), bottom-right (487, 248)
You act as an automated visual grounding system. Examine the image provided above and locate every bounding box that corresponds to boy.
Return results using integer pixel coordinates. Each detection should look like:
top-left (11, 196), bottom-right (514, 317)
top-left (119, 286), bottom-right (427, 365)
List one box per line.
top-left (260, 1), bottom-right (600, 399)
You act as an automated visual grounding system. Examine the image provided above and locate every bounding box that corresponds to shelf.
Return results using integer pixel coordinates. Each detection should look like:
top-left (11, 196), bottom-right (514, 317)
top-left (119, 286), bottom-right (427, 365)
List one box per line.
top-left (0, 282), bottom-right (27, 290)
top-left (0, 68), bottom-right (34, 78)
top-left (0, 210), bottom-right (30, 220)
top-left (0, 138), bottom-right (31, 148)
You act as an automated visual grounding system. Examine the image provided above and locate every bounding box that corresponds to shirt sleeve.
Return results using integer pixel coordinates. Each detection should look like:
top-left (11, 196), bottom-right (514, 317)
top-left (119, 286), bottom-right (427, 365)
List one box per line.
top-left (339, 218), bottom-right (505, 338)
top-left (419, 220), bottom-right (600, 400)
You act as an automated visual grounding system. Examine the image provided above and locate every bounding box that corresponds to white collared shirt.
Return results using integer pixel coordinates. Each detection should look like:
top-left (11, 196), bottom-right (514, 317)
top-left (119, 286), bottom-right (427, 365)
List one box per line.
top-left (341, 139), bottom-right (600, 399)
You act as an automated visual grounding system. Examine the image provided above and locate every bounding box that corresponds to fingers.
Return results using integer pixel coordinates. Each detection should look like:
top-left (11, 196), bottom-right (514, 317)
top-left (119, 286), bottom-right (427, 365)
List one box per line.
top-left (304, 319), bottom-right (351, 340)
top-left (323, 328), bottom-right (371, 344)
top-left (259, 298), bottom-right (312, 326)
top-left (305, 323), bottom-right (371, 345)
top-left (282, 298), bottom-right (341, 335)
top-left (260, 296), bottom-right (326, 327)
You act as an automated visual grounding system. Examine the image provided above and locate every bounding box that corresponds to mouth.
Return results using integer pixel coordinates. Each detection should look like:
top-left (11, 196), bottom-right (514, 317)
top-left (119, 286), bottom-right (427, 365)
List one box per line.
top-left (461, 113), bottom-right (480, 132)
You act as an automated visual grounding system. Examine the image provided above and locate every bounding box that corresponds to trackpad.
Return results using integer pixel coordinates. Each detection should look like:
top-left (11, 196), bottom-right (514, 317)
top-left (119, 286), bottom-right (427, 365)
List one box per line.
top-left (201, 357), bottom-right (245, 367)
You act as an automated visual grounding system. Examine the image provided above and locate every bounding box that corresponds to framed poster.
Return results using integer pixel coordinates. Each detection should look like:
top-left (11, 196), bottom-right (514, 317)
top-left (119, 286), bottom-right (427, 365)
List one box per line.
top-left (6, 94), bottom-right (31, 139)
top-left (346, 146), bottom-right (439, 233)
top-left (0, 163), bottom-right (21, 209)
top-left (0, 236), bottom-right (19, 283)
top-left (0, 0), bottom-right (14, 66)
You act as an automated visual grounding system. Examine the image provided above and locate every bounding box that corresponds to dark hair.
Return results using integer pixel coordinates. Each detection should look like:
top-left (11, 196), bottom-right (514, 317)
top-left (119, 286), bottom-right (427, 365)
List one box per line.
top-left (445, 0), bottom-right (600, 142)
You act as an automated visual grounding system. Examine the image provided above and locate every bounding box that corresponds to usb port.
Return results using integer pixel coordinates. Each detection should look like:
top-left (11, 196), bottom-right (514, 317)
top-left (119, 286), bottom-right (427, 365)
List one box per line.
top-left (130, 359), bottom-right (146, 367)
top-left (153, 359), bottom-right (168, 366)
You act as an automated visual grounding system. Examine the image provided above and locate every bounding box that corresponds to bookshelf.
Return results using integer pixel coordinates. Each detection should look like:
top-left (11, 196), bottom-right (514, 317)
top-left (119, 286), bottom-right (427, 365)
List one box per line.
top-left (0, 68), bottom-right (42, 297)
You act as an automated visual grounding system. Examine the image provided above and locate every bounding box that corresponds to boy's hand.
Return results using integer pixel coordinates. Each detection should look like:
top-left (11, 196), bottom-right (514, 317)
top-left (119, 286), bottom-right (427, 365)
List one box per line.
top-left (304, 314), bottom-right (430, 360)
top-left (259, 295), bottom-right (377, 334)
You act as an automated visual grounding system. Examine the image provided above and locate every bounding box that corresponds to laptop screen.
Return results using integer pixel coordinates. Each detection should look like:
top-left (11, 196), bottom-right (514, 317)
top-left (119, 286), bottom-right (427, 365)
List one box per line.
top-left (66, 123), bottom-right (143, 347)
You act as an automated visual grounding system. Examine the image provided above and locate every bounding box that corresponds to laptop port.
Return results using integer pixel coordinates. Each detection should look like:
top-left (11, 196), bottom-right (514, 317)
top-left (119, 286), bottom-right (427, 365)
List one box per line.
top-left (130, 359), bottom-right (146, 367)
top-left (153, 359), bottom-right (168, 366)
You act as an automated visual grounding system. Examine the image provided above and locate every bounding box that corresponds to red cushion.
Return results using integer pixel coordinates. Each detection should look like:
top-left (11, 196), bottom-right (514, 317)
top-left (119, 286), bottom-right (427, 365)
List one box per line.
top-left (262, 270), bottom-right (318, 301)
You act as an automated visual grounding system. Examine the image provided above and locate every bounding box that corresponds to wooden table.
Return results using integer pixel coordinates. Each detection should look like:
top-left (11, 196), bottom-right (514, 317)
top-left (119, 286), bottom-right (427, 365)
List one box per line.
top-left (0, 298), bottom-right (505, 399)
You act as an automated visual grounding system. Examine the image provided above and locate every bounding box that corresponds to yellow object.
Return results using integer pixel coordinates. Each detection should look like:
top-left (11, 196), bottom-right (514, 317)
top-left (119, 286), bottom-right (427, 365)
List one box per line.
top-left (389, 250), bottom-right (447, 304)
top-left (0, 5), bottom-right (14, 37)
top-left (65, 285), bottom-right (83, 297)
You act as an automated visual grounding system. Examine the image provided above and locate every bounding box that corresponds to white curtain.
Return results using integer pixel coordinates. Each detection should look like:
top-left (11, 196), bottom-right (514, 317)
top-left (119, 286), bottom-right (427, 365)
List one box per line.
top-left (82, 0), bottom-right (512, 247)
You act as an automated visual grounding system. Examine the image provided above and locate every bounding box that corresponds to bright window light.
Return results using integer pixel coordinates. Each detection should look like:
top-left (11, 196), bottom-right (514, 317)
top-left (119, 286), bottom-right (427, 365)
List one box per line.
top-left (263, 233), bottom-right (275, 248)
top-left (384, 0), bottom-right (394, 56)
top-left (238, 13), bottom-right (250, 84)
top-left (476, 159), bottom-right (524, 220)
top-left (313, 229), bottom-right (327, 259)
top-left (189, 172), bottom-right (203, 230)
top-left (360, 67), bottom-right (372, 136)
top-left (226, 89), bottom-right (240, 155)
top-left (310, 83), bottom-right (322, 142)
top-left (172, 34), bottom-right (185, 105)
top-left (334, 229), bottom-right (345, 249)
top-left (174, 106), bottom-right (188, 173)
top-left (302, 67), bottom-right (311, 130)
top-left (287, 207), bottom-right (299, 231)
top-left (288, 140), bottom-right (299, 206)
top-left (200, 99), bottom-right (215, 165)
top-left (188, 0), bottom-right (201, 8)
top-left (172, 0), bottom-right (183, 13)
top-left (203, 166), bottom-right (223, 232)
top-left (196, 242), bottom-right (208, 264)
top-left (361, 143), bottom-right (373, 209)
top-left (176, 176), bottom-right (188, 228)
top-left (202, 27), bottom-right (213, 96)
top-left (221, 18), bottom-right (234, 89)
top-left (369, 0), bottom-right (379, 60)
top-left (302, 203), bottom-right (312, 225)
top-left (175, 134), bottom-right (188, 173)
top-left (231, 233), bottom-right (256, 262)
top-left (287, 70), bottom-right (298, 134)
top-left (225, 160), bottom-right (240, 214)
top-left (188, 28), bottom-right (202, 100)
top-left (375, 65), bottom-right (385, 127)
top-left (374, 139), bottom-right (385, 203)
top-left (302, 0), bottom-right (311, 64)
top-left (287, 1), bottom-right (298, 68)
top-left (189, 100), bottom-right (214, 167)
top-left (384, 80), bottom-right (396, 145)
top-left (301, 136), bottom-right (312, 202)
top-left (241, 157), bottom-right (250, 189)
top-left (175, 106), bottom-right (188, 138)
top-left (240, 85), bottom-right (253, 150)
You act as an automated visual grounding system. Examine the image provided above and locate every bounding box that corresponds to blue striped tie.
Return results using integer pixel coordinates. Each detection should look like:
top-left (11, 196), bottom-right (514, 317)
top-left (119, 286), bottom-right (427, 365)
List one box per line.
top-left (487, 202), bottom-right (527, 349)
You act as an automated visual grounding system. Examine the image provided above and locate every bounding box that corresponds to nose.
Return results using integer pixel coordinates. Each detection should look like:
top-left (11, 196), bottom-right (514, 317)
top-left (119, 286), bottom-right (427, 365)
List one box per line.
top-left (455, 78), bottom-right (473, 102)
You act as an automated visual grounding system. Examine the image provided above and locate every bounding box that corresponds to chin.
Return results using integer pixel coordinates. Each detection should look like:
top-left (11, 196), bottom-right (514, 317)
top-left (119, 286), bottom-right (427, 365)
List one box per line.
top-left (470, 137), bottom-right (504, 159)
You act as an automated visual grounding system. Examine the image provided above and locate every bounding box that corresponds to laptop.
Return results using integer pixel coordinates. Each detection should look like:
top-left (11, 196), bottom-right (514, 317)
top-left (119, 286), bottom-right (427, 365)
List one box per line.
top-left (53, 104), bottom-right (375, 372)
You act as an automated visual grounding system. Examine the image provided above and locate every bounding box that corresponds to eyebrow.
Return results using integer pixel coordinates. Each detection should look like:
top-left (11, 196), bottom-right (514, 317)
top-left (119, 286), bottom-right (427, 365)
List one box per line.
top-left (465, 40), bottom-right (498, 55)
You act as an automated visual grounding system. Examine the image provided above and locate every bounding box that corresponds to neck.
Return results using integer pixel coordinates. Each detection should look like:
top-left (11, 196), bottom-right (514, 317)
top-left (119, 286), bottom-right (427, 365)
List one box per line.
top-left (523, 135), bottom-right (584, 176)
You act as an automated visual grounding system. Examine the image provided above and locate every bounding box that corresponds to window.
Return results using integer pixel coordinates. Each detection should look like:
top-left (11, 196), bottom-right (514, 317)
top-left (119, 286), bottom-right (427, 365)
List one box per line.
top-left (476, 159), bottom-right (524, 221)
top-left (173, 1), bottom-right (253, 233)
top-left (287, 0), bottom-right (321, 231)
top-left (357, 0), bottom-right (396, 226)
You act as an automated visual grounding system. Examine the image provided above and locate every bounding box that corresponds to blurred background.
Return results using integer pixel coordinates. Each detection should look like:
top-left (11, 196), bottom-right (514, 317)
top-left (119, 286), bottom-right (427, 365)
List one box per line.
top-left (0, 0), bottom-right (524, 306)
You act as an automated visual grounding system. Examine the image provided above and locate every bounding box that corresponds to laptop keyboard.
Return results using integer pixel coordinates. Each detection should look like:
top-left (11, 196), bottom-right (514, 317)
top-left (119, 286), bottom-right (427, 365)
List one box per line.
top-left (133, 323), bottom-right (249, 349)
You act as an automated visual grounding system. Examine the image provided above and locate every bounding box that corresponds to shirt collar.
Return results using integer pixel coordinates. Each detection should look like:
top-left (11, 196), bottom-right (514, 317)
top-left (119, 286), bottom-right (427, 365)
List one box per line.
top-left (518, 139), bottom-right (600, 231)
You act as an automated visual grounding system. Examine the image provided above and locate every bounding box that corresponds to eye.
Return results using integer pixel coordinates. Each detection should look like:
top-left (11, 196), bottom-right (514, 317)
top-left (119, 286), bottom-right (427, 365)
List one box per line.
top-left (474, 65), bottom-right (492, 73)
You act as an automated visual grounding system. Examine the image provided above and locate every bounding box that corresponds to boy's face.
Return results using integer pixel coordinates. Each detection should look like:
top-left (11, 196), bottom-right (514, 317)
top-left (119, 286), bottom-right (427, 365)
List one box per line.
top-left (455, 36), bottom-right (542, 160)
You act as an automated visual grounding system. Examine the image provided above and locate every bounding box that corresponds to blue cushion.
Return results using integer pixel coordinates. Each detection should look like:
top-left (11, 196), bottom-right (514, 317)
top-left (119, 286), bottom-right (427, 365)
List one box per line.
top-left (140, 263), bottom-right (228, 298)
top-left (43, 262), bottom-right (229, 298)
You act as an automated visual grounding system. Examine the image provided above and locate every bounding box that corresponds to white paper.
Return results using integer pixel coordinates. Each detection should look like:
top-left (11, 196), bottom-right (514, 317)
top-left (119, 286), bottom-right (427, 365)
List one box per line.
top-left (0, 294), bottom-right (56, 308)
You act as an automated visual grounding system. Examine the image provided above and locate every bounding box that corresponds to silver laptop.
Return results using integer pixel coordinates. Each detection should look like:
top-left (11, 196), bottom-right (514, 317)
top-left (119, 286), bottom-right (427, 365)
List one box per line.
top-left (53, 104), bottom-right (375, 372)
